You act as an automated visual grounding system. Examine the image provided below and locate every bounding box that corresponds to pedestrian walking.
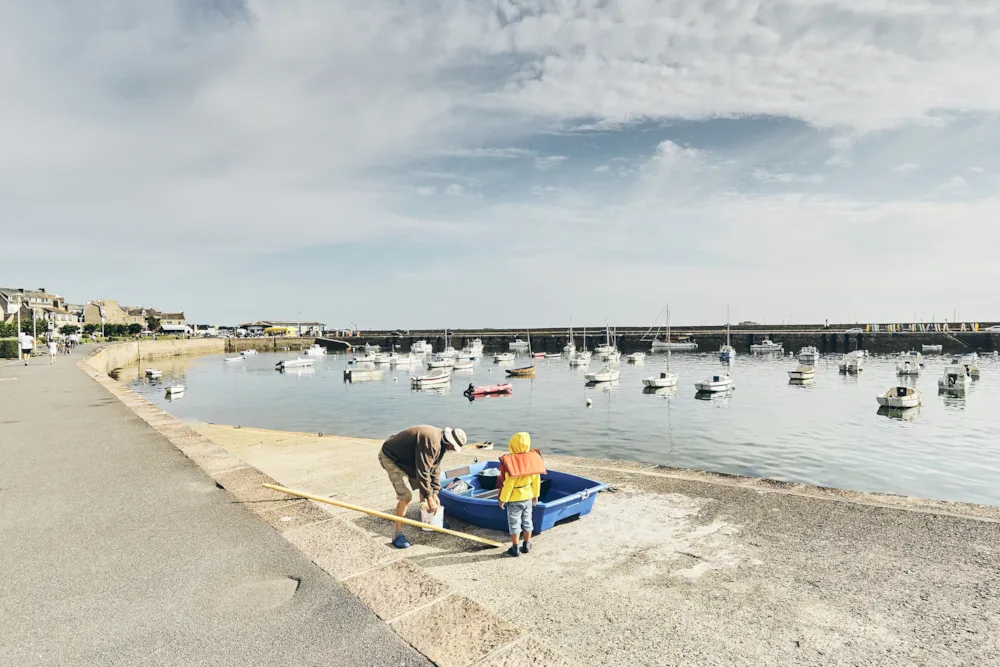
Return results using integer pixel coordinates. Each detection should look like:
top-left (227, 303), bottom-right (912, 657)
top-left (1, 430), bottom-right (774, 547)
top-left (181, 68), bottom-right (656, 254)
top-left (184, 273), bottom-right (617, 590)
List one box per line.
top-left (48, 338), bottom-right (58, 364)
top-left (18, 331), bottom-right (34, 365)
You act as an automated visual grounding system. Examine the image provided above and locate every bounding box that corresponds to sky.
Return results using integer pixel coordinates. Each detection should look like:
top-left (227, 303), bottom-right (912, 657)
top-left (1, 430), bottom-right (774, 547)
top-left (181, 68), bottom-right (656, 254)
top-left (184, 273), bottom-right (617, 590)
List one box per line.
top-left (2, 0), bottom-right (999, 329)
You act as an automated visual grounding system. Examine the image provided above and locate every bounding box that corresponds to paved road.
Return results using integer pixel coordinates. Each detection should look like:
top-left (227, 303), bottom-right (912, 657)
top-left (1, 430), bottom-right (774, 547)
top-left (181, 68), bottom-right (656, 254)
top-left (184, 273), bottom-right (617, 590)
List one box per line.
top-left (0, 350), bottom-right (428, 666)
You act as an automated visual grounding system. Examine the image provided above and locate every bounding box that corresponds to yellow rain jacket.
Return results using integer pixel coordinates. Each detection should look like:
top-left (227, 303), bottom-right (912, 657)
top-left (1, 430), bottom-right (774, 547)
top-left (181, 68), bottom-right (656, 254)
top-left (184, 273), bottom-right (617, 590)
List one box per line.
top-left (497, 432), bottom-right (544, 504)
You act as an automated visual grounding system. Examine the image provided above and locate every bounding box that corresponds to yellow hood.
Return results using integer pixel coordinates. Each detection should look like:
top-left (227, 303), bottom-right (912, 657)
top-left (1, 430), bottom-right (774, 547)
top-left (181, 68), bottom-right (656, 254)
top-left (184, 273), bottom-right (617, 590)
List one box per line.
top-left (508, 431), bottom-right (531, 454)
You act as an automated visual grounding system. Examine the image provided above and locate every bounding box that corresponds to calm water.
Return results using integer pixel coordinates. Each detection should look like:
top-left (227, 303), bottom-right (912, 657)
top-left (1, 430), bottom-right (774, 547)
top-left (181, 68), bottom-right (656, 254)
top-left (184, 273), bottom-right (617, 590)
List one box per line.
top-left (128, 351), bottom-right (1000, 505)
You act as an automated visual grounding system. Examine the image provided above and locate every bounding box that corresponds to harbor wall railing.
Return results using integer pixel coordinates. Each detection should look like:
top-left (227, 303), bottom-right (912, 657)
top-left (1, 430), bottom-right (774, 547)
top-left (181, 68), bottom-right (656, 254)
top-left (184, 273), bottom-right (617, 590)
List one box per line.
top-left (85, 338), bottom-right (225, 376)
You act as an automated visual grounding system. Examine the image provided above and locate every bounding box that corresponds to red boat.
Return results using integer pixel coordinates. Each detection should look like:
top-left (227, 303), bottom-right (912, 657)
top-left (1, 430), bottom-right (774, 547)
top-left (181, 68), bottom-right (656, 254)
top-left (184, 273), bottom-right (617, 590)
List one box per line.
top-left (531, 352), bottom-right (545, 359)
top-left (463, 382), bottom-right (513, 396)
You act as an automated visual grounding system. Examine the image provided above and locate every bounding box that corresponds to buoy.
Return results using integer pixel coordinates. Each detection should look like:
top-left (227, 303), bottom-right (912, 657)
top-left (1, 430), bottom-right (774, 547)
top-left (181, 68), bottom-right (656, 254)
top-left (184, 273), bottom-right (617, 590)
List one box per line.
top-left (394, 377), bottom-right (398, 382)
top-left (586, 398), bottom-right (593, 407)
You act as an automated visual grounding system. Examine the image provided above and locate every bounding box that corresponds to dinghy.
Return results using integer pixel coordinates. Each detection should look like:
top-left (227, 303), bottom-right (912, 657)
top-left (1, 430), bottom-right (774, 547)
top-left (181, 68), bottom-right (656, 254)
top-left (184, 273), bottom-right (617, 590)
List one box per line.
top-left (164, 385), bottom-right (185, 396)
top-left (788, 365), bottom-right (816, 380)
top-left (877, 386), bottom-right (922, 409)
top-left (411, 368), bottom-right (451, 388)
top-left (493, 352), bottom-right (516, 362)
top-left (344, 367), bottom-right (384, 382)
top-left (463, 383), bottom-right (512, 397)
top-left (240, 349), bottom-right (258, 356)
top-left (276, 358), bottom-right (315, 371)
top-left (584, 366), bottom-right (619, 383)
top-left (505, 365), bottom-right (536, 378)
top-left (694, 373), bottom-right (733, 393)
top-left (145, 368), bottom-right (162, 378)
top-left (224, 356), bottom-right (244, 362)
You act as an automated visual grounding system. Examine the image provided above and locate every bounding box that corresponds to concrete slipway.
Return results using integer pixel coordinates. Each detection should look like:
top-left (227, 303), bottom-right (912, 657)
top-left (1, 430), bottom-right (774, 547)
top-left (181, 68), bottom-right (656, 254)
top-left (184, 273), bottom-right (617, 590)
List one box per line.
top-left (194, 423), bottom-right (1000, 666)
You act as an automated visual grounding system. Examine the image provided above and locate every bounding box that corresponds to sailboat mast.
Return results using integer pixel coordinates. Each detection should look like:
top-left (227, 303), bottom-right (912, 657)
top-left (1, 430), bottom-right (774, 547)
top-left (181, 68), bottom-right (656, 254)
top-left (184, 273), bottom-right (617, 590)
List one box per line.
top-left (666, 305), bottom-right (671, 370)
top-left (726, 303), bottom-right (731, 347)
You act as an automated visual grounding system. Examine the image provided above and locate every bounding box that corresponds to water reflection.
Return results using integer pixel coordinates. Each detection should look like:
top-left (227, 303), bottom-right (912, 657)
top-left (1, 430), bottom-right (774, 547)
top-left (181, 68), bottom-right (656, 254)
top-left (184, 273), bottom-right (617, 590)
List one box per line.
top-left (877, 406), bottom-right (921, 421)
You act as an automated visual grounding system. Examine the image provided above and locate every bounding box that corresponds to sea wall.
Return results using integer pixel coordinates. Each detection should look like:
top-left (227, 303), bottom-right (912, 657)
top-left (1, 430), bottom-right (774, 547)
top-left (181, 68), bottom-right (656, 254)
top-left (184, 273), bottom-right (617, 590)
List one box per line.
top-left (226, 337), bottom-right (317, 354)
top-left (85, 338), bottom-right (225, 375)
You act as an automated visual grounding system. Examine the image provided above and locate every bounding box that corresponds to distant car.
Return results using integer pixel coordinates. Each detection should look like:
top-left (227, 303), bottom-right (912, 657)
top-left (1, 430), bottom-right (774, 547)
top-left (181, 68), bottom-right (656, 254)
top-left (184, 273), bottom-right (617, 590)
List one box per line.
top-left (986, 325), bottom-right (1000, 332)
top-left (846, 328), bottom-right (864, 334)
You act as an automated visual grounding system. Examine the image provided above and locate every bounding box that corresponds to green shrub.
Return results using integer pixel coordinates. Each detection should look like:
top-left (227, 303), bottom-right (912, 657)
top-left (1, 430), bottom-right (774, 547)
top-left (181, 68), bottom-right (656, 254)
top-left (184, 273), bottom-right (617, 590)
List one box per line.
top-left (0, 338), bottom-right (19, 358)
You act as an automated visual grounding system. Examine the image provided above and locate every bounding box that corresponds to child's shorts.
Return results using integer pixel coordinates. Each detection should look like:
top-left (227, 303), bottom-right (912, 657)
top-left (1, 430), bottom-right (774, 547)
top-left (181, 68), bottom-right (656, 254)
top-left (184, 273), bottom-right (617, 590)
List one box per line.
top-left (505, 500), bottom-right (533, 535)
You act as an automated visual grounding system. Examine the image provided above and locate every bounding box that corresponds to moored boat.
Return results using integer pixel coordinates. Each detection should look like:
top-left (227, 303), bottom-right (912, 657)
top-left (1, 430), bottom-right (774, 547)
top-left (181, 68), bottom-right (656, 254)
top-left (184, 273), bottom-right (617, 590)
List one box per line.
top-left (922, 344), bottom-right (943, 354)
top-left (626, 352), bottom-right (646, 363)
top-left (584, 366), bottom-right (619, 383)
top-left (411, 368), bottom-right (451, 388)
top-left (344, 367), bottom-right (384, 382)
top-left (788, 365), bottom-right (816, 380)
top-left (463, 382), bottom-right (512, 397)
top-left (839, 351), bottom-right (865, 374)
top-left (877, 386), bottom-right (922, 409)
top-left (453, 359), bottom-right (474, 371)
top-left (505, 365), bottom-right (536, 378)
top-left (276, 358), bottom-right (315, 371)
top-left (896, 351), bottom-right (923, 376)
top-left (750, 338), bottom-right (783, 354)
top-left (798, 346), bottom-right (820, 364)
top-left (223, 356), bottom-right (244, 362)
top-left (240, 349), bottom-right (258, 356)
top-left (303, 344), bottom-right (327, 356)
top-left (164, 384), bottom-right (185, 395)
top-left (509, 338), bottom-right (530, 351)
top-left (493, 352), bottom-right (516, 362)
top-left (427, 355), bottom-right (456, 369)
top-left (695, 373), bottom-right (733, 393)
top-left (939, 363), bottom-right (972, 393)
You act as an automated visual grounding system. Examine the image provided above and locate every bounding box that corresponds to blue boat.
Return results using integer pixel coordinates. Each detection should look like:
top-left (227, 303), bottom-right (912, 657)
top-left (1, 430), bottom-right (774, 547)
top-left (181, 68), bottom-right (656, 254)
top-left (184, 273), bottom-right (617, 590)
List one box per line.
top-left (438, 460), bottom-right (607, 535)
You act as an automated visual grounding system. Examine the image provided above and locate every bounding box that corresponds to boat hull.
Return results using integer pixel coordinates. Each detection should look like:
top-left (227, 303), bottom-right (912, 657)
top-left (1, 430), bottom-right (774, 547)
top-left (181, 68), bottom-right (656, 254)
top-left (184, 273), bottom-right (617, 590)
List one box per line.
top-left (439, 461), bottom-right (607, 535)
top-left (643, 374), bottom-right (678, 388)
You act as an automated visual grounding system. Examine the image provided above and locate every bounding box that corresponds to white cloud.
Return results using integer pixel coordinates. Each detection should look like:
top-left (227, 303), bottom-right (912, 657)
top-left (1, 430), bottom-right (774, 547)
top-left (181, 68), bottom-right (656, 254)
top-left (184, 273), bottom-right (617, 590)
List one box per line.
top-left (594, 165), bottom-right (610, 173)
top-left (444, 183), bottom-right (464, 196)
top-left (656, 140), bottom-right (701, 159)
top-left (940, 176), bottom-right (968, 194)
top-left (443, 147), bottom-right (535, 158)
top-left (415, 186), bottom-right (437, 196)
top-left (969, 167), bottom-right (985, 174)
top-left (752, 168), bottom-right (823, 184)
top-left (534, 155), bottom-right (568, 170)
top-left (891, 162), bottom-right (920, 174)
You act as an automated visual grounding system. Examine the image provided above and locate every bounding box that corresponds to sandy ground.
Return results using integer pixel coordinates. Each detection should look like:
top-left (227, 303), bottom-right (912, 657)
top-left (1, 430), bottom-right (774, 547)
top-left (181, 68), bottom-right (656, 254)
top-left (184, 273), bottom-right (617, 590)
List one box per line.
top-left (195, 424), bottom-right (1000, 666)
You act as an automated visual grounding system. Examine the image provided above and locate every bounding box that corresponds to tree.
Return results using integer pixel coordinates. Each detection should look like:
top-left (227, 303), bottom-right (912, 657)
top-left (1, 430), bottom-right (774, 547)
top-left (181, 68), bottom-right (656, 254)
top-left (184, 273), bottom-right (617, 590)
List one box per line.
top-left (145, 316), bottom-right (161, 333)
top-left (20, 318), bottom-right (48, 336)
top-left (0, 321), bottom-right (16, 338)
top-left (60, 324), bottom-right (80, 336)
top-left (83, 323), bottom-right (99, 336)
top-left (128, 323), bottom-right (143, 336)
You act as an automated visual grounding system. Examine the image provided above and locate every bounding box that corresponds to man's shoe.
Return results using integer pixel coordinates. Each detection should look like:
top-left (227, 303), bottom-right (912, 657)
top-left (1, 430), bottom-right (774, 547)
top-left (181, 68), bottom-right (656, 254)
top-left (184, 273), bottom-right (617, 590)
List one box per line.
top-left (391, 534), bottom-right (411, 549)
top-left (520, 541), bottom-right (531, 554)
top-left (507, 545), bottom-right (520, 557)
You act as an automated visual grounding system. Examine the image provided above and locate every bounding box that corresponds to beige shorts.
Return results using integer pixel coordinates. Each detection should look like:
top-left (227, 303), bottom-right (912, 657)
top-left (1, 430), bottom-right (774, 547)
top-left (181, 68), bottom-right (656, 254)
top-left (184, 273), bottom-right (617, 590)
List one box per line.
top-left (379, 449), bottom-right (419, 503)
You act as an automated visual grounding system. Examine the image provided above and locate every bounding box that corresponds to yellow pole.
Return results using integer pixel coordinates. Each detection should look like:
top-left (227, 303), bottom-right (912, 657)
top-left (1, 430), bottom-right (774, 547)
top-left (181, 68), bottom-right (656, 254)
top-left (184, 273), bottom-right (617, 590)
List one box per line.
top-left (262, 483), bottom-right (503, 549)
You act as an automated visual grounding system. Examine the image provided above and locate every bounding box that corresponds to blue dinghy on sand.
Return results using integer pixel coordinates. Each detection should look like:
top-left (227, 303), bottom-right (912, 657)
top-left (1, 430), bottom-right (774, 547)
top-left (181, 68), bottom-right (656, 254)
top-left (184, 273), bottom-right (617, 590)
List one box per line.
top-left (438, 461), bottom-right (607, 535)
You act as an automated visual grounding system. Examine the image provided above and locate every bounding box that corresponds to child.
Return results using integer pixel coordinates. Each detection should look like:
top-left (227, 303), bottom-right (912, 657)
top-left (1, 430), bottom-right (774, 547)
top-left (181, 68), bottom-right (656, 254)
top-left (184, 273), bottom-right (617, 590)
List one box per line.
top-left (48, 338), bottom-right (58, 364)
top-left (496, 432), bottom-right (546, 557)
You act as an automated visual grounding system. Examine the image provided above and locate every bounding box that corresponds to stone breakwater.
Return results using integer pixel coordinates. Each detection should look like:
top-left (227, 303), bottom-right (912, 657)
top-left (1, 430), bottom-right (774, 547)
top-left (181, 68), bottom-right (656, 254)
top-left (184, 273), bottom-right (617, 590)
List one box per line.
top-left (86, 338), bottom-right (224, 375)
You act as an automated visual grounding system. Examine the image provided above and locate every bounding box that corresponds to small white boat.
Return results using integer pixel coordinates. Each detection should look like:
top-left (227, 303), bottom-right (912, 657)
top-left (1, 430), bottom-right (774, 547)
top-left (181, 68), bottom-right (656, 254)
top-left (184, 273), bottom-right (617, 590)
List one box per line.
top-left (839, 352), bottom-right (865, 374)
top-left (626, 352), bottom-right (646, 363)
top-left (145, 368), bottom-right (163, 377)
top-left (164, 385), bottom-right (185, 395)
top-left (411, 368), bottom-right (451, 388)
top-left (695, 373), bottom-right (733, 393)
top-left (750, 338), bottom-right (783, 354)
top-left (470, 338), bottom-right (484, 352)
top-left (509, 338), bottom-right (530, 351)
top-left (276, 358), bottom-right (316, 371)
top-left (798, 346), bottom-right (820, 364)
top-left (389, 352), bottom-right (418, 365)
top-left (428, 355), bottom-right (456, 369)
top-left (223, 356), bottom-right (244, 363)
top-left (922, 344), bottom-right (943, 354)
top-left (453, 359), bottom-right (474, 371)
top-left (568, 352), bottom-right (591, 366)
top-left (585, 366), bottom-right (620, 383)
top-left (652, 339), bottom-right (698, 351)
top-left (370, 352), bottom-right (392, 364)
top-left (363, 343), bottom-right (381, 353)
top-left (954, 357), bottom-right (981, 379)
top-left (440, 346), bottom-right (459, 359)
top-left (494, 352), bottom-right (516, 362)
top-left (896, 352), bottom-right (923, 376)
top-left (939, 364), bottom-right (972, 392)
top-left (719, 345), bottom-right (736, 363)
top-left (455, 348), bottom-right (477, 360)
top-left (643, 371), bottom-right (678, 388)
top-left (240, 349), bottom-right (258, 357)
top-left (303, 344), bottom-right (327, 356)
top-left (877, 386), bottom-right (922, 409)
top-left (594, 344), bottom-right (614, 355)
top-left (411, 340), bottom-right (432, 355)
top-left (563, 342), bottom-right (576, 354)
top-left (344, 367), bottom-right (384, 382)
top-left (788, 365), bottom-right (816, 380)
top-left (544, 352), bottom-right (562, 359)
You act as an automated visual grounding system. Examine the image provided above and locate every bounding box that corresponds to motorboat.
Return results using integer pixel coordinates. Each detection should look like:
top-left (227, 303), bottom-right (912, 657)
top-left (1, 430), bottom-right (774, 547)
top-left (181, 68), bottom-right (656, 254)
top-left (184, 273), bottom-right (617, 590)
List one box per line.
top-left (463, 382), bottom-right (512, 397)
top-left (493, 352), bottom-right (516, 362)
top-left (839, 352), bottom-right (865, 374)
top-left (276, 358), bottom-right (315, 371)
top-left (411, 340), bottom-right (432, 355)
top-left (896, 352), bottom-right (923, 376)
top-left (427, 355), bottom-right (456, 369)
top-left (599, 349), bottom-right (621, 362)
top-left (798, 346), bottom-right (820, 364)
top-left (363, 343), bottom-right (381, 353)
top-left (531, 352), bottom-right (546, 359)
top-left (438, 461), bottom-right (607, 534)
top-left (389, 352), bottom-right (418, 365)
top-left (922, 344), bottom-right (943, 354)
top-left (626, 352), bottom-right (646, 363)
top-left (145, 369), bottom-right (162, 378)
top-left (568, 351), bottom-right (591, 366)
top-left (509, 338), bottom-right (530, 351)
top-left (961, 352), bottom-right (978, 363)
top-left (344, 367), bottom-right (384, 382)
top-left (164, 385), bottom-right (185, 396)
top-left (223, 355), bottom-right (244, 362)
top-left (470, 338), bottom-right (484, 352)
top-left (788, 365), bottom-right (816, 380)
top-left (584, 366), bottom-right (620, 383)
top-left (411, 368), bottom-right (451, 388)
top-left (544, 352), bottom-right (562, 359)
top-left (750, 338), bottom-right (783, 354)
top-left (939, 364), bottom-right (972, 393)
top-left (240, 349), bottom-right (258, 356)
top-left (877, 386), bottom-right (922, 409)
top-left (453, 359), bottom-right (474, 371)
top-left (303, 344), bottom-right (327, 356)
top-left (694, 373), bottom-right (733, 393)
top-left (440, 346), bottom-right (459, 359)
top-left (456, 348), bottom-right (478, 360)
top-left (954, 357), bottom-right (981, 380)
top-left (505, 365), bottom-right (536, 378)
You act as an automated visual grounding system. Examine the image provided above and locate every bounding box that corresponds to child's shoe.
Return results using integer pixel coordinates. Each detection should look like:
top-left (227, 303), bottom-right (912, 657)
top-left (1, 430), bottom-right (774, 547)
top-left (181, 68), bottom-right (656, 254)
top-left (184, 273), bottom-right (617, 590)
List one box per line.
top-left (520, 541), bottom-right (531, 554)
top-left (507, 545), bottom-right (520, 557)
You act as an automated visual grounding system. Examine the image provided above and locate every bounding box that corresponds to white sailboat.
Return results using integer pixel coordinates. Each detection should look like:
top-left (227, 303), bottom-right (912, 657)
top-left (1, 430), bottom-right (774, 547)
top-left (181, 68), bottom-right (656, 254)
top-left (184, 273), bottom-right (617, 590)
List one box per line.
top-left (494, 352), bottom-right (516, 362)
top-left (694, 373), bottom-right (733, 393)
top-left (644, 306), bottom-right (679, 388)
top-left (569, 327), bottom-right (592, 366)
top-left (440, 328), bottom-right (458, 358)
top-left (563, 323), bottom-right (576, 355)
top-left (719, 304), bottom-right (735, 362)
top-left (585, 365), bottom-right (620, 383)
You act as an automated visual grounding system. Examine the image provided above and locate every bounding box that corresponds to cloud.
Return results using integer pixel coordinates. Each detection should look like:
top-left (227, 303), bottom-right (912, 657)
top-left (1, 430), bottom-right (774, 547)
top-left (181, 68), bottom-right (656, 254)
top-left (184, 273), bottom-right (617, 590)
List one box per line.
top-left (969, 167), bottom-right (985, 174)
top-left (444, 183), bottom-right (464, 196)
top-left (940, 176), bottom-right (968, 194)
top-left (891, 162), bottom-right (920, 174)
top-left (752, 168), bottom-right (823, 184)
top-left (534, 155), bottom-right (568, 170)
top-left (443, 147), bottom-right (535, 158)
top-left (415, 186), bottom-right (437, 196)
top-left (594, 165), bottom-right (610, 173)
top-left (655, 140), bottom-right (701, 159)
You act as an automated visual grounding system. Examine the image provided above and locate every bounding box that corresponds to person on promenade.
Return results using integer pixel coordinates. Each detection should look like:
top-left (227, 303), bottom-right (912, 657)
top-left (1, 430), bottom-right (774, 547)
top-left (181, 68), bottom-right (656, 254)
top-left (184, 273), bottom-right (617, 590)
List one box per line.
top-left (18, 331), bottom-right (34, 366)
top-left (48, 338), bottom-right (58, 364)
top-left (496, 432), bottom-right (546, 557)
top-left (379, 425), bottom-right (467, 549)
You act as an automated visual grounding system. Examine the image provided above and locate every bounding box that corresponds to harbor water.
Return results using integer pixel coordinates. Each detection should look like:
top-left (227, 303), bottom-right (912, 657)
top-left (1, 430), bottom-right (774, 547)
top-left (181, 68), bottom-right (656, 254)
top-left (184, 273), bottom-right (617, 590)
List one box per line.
top-left (127, 350), bottom-right (1000, 506)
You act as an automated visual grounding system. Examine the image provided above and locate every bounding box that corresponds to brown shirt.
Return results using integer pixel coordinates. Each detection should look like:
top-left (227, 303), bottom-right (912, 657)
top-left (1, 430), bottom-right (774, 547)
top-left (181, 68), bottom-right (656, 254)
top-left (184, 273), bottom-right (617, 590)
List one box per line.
top-left (380, 425), bottom-right (446, 499)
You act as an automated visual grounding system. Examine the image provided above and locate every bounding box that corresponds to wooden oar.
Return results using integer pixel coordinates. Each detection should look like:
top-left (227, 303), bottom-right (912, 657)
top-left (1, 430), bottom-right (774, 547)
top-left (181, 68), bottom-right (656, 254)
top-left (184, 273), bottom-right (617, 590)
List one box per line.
top-left (261, 483), bottom-right (503, 549)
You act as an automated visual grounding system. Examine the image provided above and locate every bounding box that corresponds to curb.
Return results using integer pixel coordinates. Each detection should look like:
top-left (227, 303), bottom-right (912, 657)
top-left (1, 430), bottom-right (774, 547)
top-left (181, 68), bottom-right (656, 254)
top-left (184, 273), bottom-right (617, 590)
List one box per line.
top-left (77, 352), bottom-right (579, 667)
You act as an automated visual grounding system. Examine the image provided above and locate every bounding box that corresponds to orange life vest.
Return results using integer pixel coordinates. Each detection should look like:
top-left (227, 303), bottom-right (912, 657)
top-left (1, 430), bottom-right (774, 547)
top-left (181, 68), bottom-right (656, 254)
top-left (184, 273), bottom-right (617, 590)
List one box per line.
top-left (498, 449), bottom-right (547, 479)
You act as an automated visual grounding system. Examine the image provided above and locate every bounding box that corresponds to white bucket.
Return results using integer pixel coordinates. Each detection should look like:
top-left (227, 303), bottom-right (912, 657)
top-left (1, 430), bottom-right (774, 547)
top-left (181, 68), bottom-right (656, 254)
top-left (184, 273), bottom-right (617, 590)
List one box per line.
top-left (420, 504), bottom-right (444, 532)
